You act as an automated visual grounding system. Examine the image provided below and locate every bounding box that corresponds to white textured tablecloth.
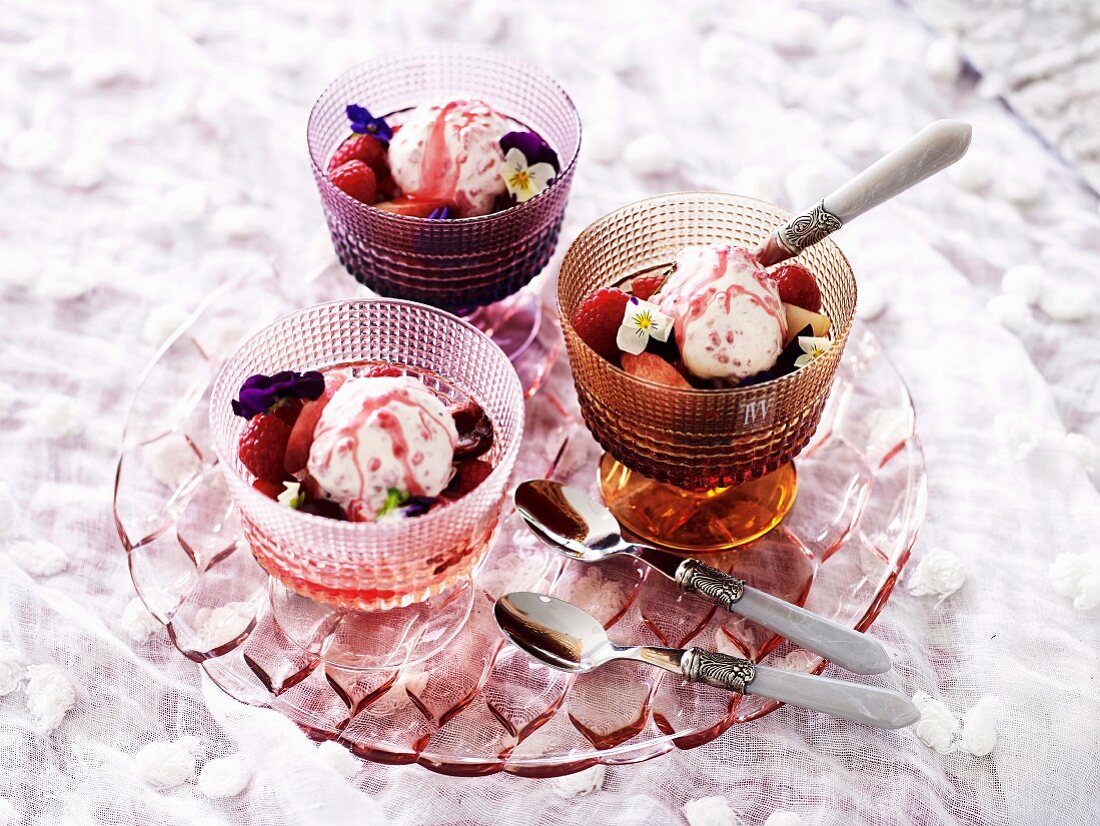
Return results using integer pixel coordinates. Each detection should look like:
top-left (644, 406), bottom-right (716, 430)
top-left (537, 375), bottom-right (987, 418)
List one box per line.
top-left (2, 1), bottom-right (1099, 824)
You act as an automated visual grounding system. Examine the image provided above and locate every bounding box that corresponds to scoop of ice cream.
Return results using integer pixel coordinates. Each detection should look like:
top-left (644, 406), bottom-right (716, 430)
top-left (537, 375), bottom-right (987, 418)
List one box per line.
top-left (387, 98), bottom-right (509, 218)
top-left (654, 244), bottom-right (786, 380)
top-left (306, 376), bottom-right (458, 521)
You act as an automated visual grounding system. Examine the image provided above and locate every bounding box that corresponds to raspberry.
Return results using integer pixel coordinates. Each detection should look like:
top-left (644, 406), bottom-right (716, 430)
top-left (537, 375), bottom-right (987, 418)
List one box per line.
top-left (361, 364), bottom-right (404, 379)
top-left (630, 273), bottom-right (667, 301)
top-left (330, 160), bottom-right (378, 204)
top-left (328, 134), bottom-right (390, 181)
top-left (772, 264), bottom-right (822, 312)
top-left (252, 479), bottom-right (285, 500)
top-left (569, 288), bottom-right (631, 362)
top-left (284, 373), bottom-right (346, 475)
top-left (238, 413), bottom-right (292, 483)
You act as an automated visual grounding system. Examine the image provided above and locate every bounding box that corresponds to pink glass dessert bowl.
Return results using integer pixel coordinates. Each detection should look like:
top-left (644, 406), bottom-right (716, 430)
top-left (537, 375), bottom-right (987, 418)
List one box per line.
top-left (307, 46), bottom-right (581, 313)
top-left (209, 299), bottom-right (525, 611)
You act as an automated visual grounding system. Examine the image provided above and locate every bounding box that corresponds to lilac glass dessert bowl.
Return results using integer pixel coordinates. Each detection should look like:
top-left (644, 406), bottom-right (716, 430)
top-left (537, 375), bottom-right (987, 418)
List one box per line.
top-left (306, 46), bottom-right (582, 313)
top-left (209, 299), bottom-right (525, 611)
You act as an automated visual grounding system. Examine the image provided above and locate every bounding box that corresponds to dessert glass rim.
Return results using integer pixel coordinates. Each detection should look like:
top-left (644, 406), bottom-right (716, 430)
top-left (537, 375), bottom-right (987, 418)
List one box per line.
top-left (209, 296), bottom-right (524, 534)
top-left (306, 44), bottom-right (583, 225)
top-left (557, 190), bottom-right (858, 396)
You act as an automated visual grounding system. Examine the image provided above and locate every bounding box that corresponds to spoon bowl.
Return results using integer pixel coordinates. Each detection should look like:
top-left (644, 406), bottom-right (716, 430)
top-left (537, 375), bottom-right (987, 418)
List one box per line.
top-left (494, 591), bottom-right (614, 673)
top-left (513, 480), bottom-right (627, 562)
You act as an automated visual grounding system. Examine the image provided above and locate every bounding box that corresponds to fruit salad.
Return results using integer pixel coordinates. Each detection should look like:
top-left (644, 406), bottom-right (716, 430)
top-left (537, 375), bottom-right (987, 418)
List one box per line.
top-left (231, 365), bottom-right (495, 521)
top-left (569, 242), bottom-right (833, 388)
top-left (326, 100), bottom-right (560, 219)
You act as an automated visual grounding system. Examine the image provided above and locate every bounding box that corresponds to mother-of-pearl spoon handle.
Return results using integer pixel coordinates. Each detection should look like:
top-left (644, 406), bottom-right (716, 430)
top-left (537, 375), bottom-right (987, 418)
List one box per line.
top-left (757, 119), bottom-right (973, 266)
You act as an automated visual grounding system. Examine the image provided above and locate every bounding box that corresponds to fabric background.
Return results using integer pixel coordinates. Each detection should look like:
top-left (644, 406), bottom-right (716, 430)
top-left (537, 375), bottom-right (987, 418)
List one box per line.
top-left (1, 1), bottom-right (1098, 824)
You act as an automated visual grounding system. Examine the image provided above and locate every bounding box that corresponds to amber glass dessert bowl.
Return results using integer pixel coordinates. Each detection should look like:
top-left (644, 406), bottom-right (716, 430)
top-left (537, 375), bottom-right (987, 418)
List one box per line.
top-left (209, 299), bottom-right (524, 612)
top-left (558, 193), bottom-right (857, 552)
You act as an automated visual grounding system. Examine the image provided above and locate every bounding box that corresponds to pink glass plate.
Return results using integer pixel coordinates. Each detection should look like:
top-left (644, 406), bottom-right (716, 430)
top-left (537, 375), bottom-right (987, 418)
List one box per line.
top-left (114, 268), bottom-right (925, 778)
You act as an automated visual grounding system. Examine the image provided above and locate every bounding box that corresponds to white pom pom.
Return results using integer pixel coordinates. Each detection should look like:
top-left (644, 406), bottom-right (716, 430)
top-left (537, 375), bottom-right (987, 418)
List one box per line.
top-left (142, 304), bottom-right (191, 345)
top-left (0, 646), bottom-right (26, 696)
top-left (584, 121), bottom-right (622, 165)
top-left (1073, 571), bottom-right (1100, 611)
top-left (136, 737), bottom-right (202, 788)
top-left (34, 261), bottom-right (97, 301)
top-left (1039, 284), bottom-right (1094, 322)
top-left (959, 696), bottom-right (998, 756)
top-left (984, 294), bottom-right (1030, 332)
top-left (991, 411), bottom-right (1045, 458)
top-left (912, 691), bottom-right (959, 754)
top-left (1049, 553), bottom-right (1094, 597)
top-left (949, 150), bottom-right (996, 193)
top-left (769, 10), bottom-right (823, 52)
top-left (1064, 432), bottom-right (1100, 475)
top-left (211, 205), bottom-right (265, 242)
top-left (784, 161), bottom-right (845, 211)
top-left (32, 392), bottom-right (81, 437)
top-left (623, 133), bottom-right (676, 177)
top-left (683, 795), bottom-right (737, 826)
top-left (9, 538), bottom-right (68, 577)
top-left (4, 128), bottom-right (63, 173)
top-left (993, 165), bottom-right (1045, 206)
top-left (700, 33), bottom-right (740, 75)
top-left (834, 119), bottom-right (880, 159)
top-left (195, 602), bottom-right (255, 650)
top-left (858, 281), bottom-right (887, 320)
top-left (765, 812), bottom-right (804, 826)
top-left (197, 754), bottom-right (252, 798)
top-left (120, 597), bottom-right (162, 643)
top-left (826, 16), bottom-right (865, 52)
top-left (316, 740), bottom-right (360, 778)
top-left (1000, 264), bottom-right (1046, 304)
top-left (730, 165), bottom-right (783, 204)
top-left (907, 547), bottom-right (968, 599)
top-left (0, 483), bottom-right (21, 540)
top-left (159, 183), bottom-right (210, 223)
top-left (551, 763), bottom-right (605, 799)
top-left (925, 36), bottom-right (962, 83)
top-left (145, 435), bottom-right (201, 490)
top-left (23, 664), bottom-right (75, 734)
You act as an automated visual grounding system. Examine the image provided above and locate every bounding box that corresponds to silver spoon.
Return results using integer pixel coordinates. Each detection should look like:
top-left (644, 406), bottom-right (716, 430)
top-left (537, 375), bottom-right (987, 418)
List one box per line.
top-left (514, 480), bottom-right (891, 676)
top-left (496, 592), bottom-right (918, 729)
top-left (756, 119), bottom-right (973, 267)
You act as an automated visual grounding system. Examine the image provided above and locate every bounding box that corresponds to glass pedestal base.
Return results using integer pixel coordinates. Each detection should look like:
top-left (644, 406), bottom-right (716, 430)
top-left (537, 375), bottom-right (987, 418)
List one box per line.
top-left (598, 454), bottom-right (798, 552)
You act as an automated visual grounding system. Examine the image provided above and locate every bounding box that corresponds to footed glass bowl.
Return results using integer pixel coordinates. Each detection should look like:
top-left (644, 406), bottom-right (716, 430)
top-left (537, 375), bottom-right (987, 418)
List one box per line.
top-left (209, 299), bottom-right (524, 611)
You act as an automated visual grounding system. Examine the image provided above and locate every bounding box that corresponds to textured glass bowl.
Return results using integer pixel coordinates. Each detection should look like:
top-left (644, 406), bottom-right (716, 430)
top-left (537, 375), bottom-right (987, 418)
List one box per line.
top-left (208, 299), bottom-right (525, 610)
top-left (559, 193), bottom-right (858, 491)
top-left (307, 46), bottom-right (581, 312)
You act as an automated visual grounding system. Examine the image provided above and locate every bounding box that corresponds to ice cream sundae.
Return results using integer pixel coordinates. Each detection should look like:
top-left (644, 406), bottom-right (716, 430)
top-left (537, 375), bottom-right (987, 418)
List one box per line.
top-left (231, 366), bottom-right (495, 522)
top-left (326, 99), bottom-right (561, 219)
top-left (569, 242), bottom-right (834, 388)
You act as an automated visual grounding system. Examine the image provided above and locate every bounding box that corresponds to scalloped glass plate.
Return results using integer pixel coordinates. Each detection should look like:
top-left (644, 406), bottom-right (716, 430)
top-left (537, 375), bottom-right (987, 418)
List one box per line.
top-left (114, 264), bottom-right (925, 778)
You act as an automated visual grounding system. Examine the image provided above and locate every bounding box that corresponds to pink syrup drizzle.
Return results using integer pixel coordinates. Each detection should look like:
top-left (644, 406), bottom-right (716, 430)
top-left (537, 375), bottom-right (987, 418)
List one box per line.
top-left (672, 246), bottom-right (786, 351)
top-left (408, 99), bottom-right (503, 215)
top-left (310, 383), bottom-right (456, 522)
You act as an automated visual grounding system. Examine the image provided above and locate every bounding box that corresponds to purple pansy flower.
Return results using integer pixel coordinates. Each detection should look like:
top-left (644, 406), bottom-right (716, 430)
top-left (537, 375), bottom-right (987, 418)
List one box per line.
top-left (500, 131), bottom-right (560, 173)
top-left (346, 104), bottom-right (393, 143)
top-left (399, 496), bottom-right (436, 517)
top-left (232, 370), bottom-right (325, 419)
top-left (427, 205), bottom-right (453, 220)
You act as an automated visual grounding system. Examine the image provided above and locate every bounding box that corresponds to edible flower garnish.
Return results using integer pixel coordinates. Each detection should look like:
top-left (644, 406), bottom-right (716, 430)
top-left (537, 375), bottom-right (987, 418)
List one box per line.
top-left (277, 481), bottom-right (306, 509)
top-left (427, 204), bottom-right (453, 220)
top-left (346, 104), bottom-right (393, 143)
top-left (376, 487), bottom-right (409, 519)
top-left (500, 147), bottom-right (557, 203)
top-left (399, 496), bottom-right (436, 517)
top-left (794, 336), bottom-right (832, 368)
top-left (500, 131), bottom-right (560, 173)
top-left (616, 297), bottom-right (673, 355)
top-left (232, 371), bottom-right (325, 420)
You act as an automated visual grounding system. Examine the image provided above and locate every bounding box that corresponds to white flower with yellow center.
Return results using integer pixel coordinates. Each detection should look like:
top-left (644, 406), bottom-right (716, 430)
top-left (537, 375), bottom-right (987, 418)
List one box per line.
top-left (794, 335), bottom-right (831, 368)
top-left (500, 147), bottom-right (556, 202)
top-left (616, 297), bottom-right (673, 355)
